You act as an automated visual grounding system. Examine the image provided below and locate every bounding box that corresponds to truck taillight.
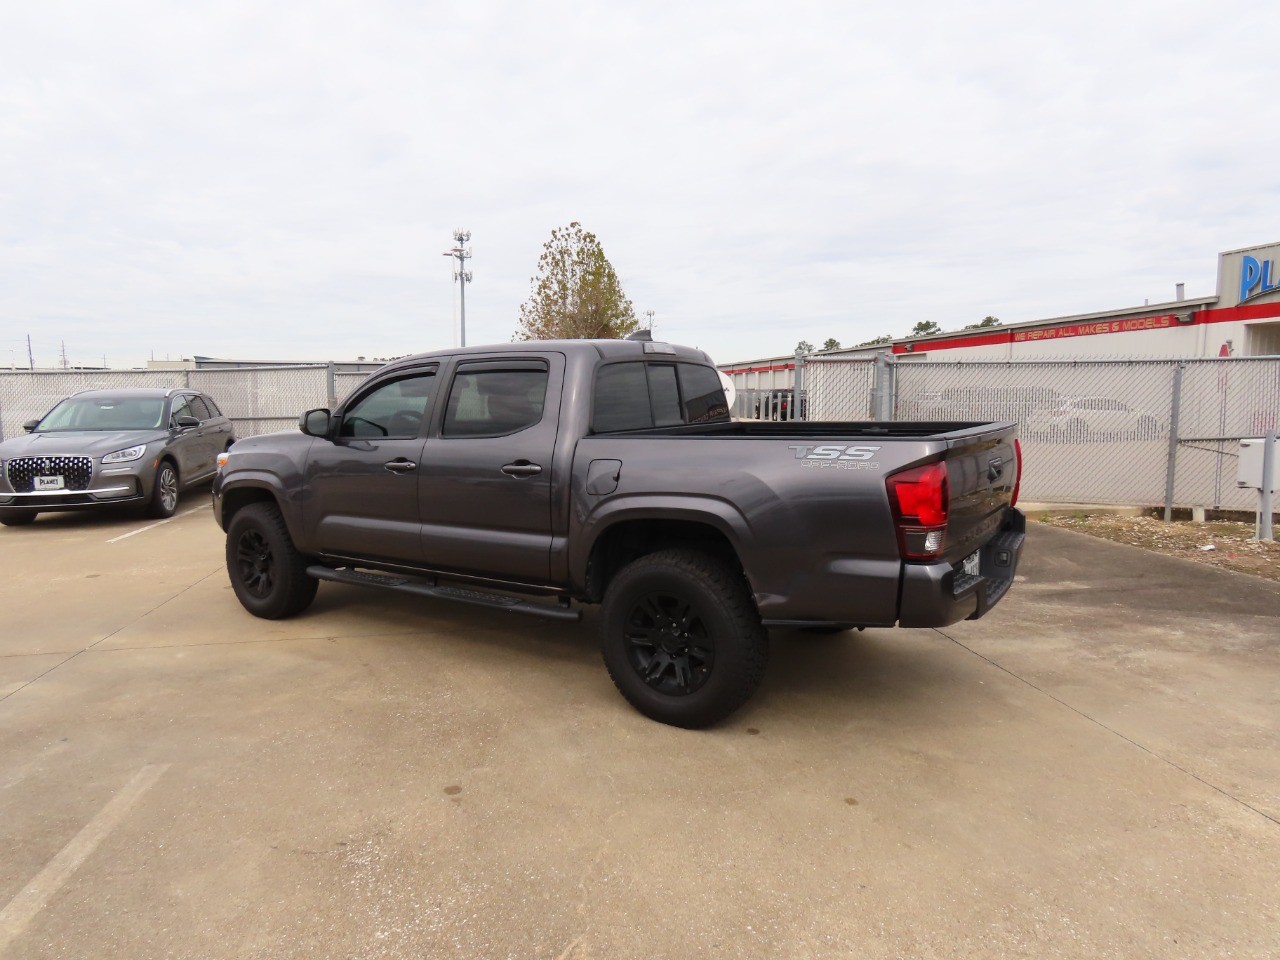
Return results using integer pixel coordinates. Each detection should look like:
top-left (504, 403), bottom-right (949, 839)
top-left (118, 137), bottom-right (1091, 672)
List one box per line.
top-left (886, 461), bottom-right (949, 560)
top-left (1011, 439), bottom-right (1022, 507)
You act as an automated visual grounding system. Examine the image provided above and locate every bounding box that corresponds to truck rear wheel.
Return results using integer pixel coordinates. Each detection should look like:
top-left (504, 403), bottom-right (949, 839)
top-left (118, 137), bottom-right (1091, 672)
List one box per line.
top-left (226, 502), bottom-right (318, 619)
top-left (600, 548), bottom-right (767, 728)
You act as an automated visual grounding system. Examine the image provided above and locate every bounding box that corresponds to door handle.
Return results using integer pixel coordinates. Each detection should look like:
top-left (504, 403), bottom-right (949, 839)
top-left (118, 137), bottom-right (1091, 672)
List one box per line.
top-left (384, 459), bottom-right (418, 473)
top-left (501, 461), bottom-right (543, 478)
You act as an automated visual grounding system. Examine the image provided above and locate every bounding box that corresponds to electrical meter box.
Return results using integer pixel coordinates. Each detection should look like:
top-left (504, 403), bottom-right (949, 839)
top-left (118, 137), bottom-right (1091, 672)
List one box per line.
top-left (1237, 438), bottom-right (1279, 492)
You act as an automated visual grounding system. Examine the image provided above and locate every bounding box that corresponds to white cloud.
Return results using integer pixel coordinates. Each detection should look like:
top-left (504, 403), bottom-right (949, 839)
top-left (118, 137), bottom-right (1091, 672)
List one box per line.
top-left (2, 0), bottom-right (1277, 368)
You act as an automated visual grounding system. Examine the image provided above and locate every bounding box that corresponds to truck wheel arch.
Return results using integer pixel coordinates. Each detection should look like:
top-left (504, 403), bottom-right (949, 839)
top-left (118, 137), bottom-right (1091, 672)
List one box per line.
top-left (219, 482), bottom-right (289, 535)
top-left (582, 515), bottom-right (752, 604)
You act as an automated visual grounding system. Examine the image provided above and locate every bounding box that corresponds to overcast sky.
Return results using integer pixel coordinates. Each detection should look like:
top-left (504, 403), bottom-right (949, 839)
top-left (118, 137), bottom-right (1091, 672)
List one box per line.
top-left (2, 1), bottom-right (1278, 369)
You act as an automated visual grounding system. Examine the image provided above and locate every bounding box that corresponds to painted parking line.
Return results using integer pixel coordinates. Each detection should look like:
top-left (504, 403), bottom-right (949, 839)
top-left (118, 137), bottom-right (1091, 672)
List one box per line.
top-left (106, 503), bottom-right (210, 544)
top-left (0, 764), bottom-right (169, 952)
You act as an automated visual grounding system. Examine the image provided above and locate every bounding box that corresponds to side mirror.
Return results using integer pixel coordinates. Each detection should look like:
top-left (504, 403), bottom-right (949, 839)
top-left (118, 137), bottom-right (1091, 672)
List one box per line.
top-left (174, 415), bottom-right (201, 430)
top-left (300, 408), bottom-right (332, 437)
top-left (22, 419), bottom-right (39, 433)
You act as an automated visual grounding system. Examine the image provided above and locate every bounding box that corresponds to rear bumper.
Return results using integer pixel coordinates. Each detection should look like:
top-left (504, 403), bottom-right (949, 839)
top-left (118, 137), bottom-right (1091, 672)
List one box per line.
top-left (896, 507), bottom-right (1026, 628)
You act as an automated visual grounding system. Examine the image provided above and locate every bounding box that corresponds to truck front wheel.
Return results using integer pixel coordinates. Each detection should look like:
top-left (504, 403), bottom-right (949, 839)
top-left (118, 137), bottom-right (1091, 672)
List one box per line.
top-left (600, 548), bottom-right (767, 728)
top-left (226, 502), bottom-right (318, 619)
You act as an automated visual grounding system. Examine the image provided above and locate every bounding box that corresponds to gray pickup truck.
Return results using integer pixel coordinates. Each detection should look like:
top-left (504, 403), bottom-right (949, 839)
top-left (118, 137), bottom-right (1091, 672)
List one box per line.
top-left (213, 338), bottom-right (1024, 727)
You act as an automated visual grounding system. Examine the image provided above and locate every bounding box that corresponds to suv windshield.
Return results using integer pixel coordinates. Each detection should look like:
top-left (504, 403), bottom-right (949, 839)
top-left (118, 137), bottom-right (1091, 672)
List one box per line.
top-left (36, 396), bottom-right (167, 432)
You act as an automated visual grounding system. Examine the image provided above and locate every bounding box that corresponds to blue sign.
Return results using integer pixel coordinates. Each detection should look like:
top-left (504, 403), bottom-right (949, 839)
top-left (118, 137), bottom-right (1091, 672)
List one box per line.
top-left (1239, 255), bottom-right (1278, 303)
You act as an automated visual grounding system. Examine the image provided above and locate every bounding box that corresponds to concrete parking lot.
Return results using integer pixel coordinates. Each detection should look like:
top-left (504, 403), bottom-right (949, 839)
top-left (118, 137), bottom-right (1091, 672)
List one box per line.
top-left (1, 501), bottom-right (1278, 959)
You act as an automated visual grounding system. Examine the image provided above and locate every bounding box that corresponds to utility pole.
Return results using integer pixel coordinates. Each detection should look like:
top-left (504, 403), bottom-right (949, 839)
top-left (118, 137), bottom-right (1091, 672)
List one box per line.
top-left (60, 341), bottom-right (68, 370)
top-left (442, 229), bottom-right (473, 347)
top-left (27, 334), bottom-right (34, 370)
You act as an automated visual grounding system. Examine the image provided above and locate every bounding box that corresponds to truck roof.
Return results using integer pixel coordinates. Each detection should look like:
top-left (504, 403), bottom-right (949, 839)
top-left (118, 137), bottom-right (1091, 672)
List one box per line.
top-left (379, 339), bottom-right (715, 374)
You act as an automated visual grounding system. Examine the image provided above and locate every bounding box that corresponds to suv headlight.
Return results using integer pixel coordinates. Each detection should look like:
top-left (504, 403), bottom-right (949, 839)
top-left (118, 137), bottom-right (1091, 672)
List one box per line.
top-left (102, 444), bottom-right (148, 464)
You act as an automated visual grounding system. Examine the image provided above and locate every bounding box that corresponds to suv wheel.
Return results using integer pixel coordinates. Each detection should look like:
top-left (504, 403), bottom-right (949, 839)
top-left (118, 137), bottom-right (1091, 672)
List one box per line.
top-left (601, 548), bottom-right (767, 728)
top-left (145, 460), bottom-right (180, 519)
top-left (226, 502), bottom-right (318, 619)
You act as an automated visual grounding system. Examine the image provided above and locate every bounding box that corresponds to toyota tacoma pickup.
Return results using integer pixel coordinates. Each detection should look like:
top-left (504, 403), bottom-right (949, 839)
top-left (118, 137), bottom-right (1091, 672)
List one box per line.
top-left (213, 338), bottom-right (1024, 727)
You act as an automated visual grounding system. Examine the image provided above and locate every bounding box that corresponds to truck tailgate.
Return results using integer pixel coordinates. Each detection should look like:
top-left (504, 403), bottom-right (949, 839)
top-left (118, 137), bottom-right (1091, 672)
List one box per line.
top-left (941, 423), bottom-right (1020, 565)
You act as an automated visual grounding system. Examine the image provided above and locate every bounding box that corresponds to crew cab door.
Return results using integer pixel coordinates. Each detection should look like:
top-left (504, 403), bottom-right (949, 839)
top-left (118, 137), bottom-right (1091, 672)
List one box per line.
top-left (304, 366), bottom-right (438, 564)
top-left (417, 354), bottom-right (562, 583)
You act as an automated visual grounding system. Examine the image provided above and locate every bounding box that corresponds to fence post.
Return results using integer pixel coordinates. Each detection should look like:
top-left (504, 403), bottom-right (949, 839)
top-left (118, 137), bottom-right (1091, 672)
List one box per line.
top-left (183, 369), bottom-right (191, 388)
top-left (872, 351), bottom-right (895, 421)
top-left (1259, 429), bottom-right (1275, 542)
top-left (793, 350), bottom-right (805, 422)
top-left (1163, 362), bottom-right (1186, 521)
top-left (326, 362), bottom-right (338, 409)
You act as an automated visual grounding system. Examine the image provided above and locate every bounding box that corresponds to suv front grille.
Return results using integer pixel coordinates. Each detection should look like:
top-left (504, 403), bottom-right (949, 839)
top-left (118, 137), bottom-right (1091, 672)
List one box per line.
top-left (6, 456), bottom-right (94, 492)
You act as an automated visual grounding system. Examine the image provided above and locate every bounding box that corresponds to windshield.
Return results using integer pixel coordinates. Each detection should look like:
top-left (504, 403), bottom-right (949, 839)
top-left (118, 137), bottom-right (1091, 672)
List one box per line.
top-left (36, 396), bottom-right (167, 432)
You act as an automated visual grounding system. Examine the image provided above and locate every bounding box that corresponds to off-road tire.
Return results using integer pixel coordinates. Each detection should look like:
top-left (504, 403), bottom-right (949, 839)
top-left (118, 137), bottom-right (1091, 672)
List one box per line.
top-left (145, 459), bottom-right (180, 519)
top-left (226, 501), bottom-right (318, 619)
top-left (600, 548), bottom-right (768, 728)
top-left (0, 511), bottom-right (37, 527)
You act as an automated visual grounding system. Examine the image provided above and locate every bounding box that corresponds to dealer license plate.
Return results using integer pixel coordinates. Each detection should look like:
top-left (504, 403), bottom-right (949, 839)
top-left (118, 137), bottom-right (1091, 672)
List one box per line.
top-left (35, 475), bottom-right (65, 491)
top-left (962, 550), bottom-right (980, 577)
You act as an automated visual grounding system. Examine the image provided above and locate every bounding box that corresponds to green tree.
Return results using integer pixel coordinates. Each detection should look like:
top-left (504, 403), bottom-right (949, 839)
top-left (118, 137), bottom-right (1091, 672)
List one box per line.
top-left (910, 320), bottom-right (942, 337)
top-left (821, 338), bottom-right (842, 352)
top-left (515, 222), bottom-right (638, 340)
top-left (795, 340), bottom-right (815, 355)
top-left (963, 315), bottom-right (1002, 330)
top-left (857, 334), bottom-right (894, 347)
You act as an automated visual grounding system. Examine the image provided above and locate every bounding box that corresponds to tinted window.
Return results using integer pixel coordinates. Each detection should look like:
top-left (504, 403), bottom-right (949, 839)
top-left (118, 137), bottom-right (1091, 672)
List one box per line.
top-left (203, 396), bottom-right (223, 417)
top-left (188, 396), bottom-right (213, 421)
top-left (678, 364), bottom-right (730, 424)
top-left (593, 363), bottom-right (652, 432)
top-left (647, 365), bottom-right (682, 427)
top-left (340, 372), bottom-right (436, 439)
top-left (443, 361), bottom-right (548, 438)
top-left (169, 396), bottom-right (195, 424)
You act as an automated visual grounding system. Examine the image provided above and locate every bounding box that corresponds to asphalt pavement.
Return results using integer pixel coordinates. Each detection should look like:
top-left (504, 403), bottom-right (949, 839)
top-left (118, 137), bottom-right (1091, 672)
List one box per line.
top-left (1, 505), bottom-right (1277, 959)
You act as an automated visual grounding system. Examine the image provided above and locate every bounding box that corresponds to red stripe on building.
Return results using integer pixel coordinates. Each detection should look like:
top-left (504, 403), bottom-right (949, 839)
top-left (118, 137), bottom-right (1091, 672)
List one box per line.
top-left (891, 330), bottom-right (1010, 354)
top-left (1195, 301), bottom-right (1280, 323)
top-left (720, 362), bottom-right (796, 375)
top-left (893, 301), bottom-right (1280, 354)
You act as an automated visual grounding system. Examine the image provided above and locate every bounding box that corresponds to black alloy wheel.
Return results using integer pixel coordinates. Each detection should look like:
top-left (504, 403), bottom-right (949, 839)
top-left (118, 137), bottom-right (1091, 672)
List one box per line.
top-left (601, 548), bottom-right (768, 729)
top-left (236, 528), bottom-right (275, 599)
top-left (622, 591), bottom-right (716, 696)
top-left (224, 501), bottom-right (318, 619)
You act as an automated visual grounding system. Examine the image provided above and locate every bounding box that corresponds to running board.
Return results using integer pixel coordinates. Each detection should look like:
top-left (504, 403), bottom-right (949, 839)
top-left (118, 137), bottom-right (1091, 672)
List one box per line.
top-left (306, 565), bottom-right (581, 622)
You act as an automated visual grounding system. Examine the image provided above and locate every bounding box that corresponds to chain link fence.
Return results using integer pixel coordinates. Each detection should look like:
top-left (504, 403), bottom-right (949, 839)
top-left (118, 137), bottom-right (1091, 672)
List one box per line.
top-left (738, 354), bottom-right (1280, 511)
top-left (805, 357), bottom-right (875, 420)
top-left (5, 356), bottom-right (1276, 510)
top-left (0, 364), bottom-right (383, 442)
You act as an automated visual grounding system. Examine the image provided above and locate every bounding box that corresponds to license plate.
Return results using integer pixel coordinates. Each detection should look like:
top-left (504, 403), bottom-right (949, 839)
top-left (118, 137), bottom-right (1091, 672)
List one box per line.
top-left (962, 550), bottom-right (980, 577)
top-left (35, 475), bottom-right (65, 491)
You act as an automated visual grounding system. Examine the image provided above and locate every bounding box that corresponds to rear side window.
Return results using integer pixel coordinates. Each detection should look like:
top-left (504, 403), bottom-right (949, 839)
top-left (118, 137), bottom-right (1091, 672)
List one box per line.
top-left (677, 363), bottom-right (729, 424)
top-left (443, 360), bottom-right (549, 438)
top-left (593, 363), bottom-right (652, 432)
top-left (591, 361), bottom-right (730, 432)
top-left (203, 396), bottom-right (223, 417)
